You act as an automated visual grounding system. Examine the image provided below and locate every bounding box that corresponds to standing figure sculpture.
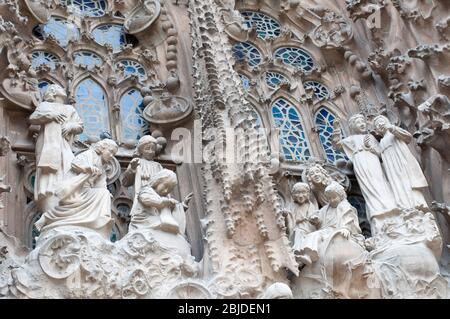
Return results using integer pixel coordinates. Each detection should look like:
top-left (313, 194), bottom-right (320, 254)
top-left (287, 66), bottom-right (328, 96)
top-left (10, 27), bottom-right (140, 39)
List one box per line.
top-left (122, 135), bottom-right (164, 217)
top-left (333, 114), bottom-right (396, 232)
top-left (29, 84), bottom-right (83, 210)
top-left (34, 139), bottom-right (118, 238)
top-left (373, 115), bottom-right (429, 210)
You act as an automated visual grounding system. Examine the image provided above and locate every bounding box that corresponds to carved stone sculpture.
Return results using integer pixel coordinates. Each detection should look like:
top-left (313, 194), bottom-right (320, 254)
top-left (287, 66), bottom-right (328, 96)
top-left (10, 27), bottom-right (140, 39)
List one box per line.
top-left (333, 114), bottom-right (397, 233)
top-left (35, 139), bottom-right (118, 238)
top-left (29, 84), bottom-right (83, 211)
top-left (305, 164), bottom-right (333, 207)
top-left (373, 115), bottom-right (429, 210)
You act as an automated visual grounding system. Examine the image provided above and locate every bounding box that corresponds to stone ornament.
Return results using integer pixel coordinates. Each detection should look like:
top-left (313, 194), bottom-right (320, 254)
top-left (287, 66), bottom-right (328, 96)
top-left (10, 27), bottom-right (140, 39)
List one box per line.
top-left (310, 8), bottom-right (353, 49)
top-left (142, 94), bottom-right (193, 125)
top-left (124, 0), bottom-right (161, 34)
top-left (23, 0), bottom-right (51, 23)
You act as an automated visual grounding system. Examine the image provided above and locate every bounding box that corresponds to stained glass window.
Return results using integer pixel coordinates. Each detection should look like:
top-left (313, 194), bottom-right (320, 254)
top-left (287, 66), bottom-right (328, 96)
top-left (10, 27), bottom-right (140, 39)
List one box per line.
top-left (274, 47), bottom-right (315, 72)
top-left (62, 0), bottom-right (107, 17)
top-left (304, 81), bottom-right (330, 100)
top-left (110, 223), bottom-right (120, 243)
top-left (120, 89), bottom-right (149, 141)
top-left (239, 74), bottom-right (250, 91)
top-left (250, 108), bottom-right (262, 129)
top-left (271, 98), bottom-right (311, 161)
top-left (42, 17), bottom-right (80, 47)
top-left (315, 107), bottom-right (347, 163)
top-left (73, 51), bottom-right (103, 69)
top-left (92, 24), bottom-right (129, 53)
top-left (232, 42), bottom-right (262, 67)
top-left (265, 71), bottom-right (289, 89)
top-left (116, 60), bottom-right (147, 81)
top-left (31, 51), bottom-right (60, 70)
top-left (32, 25), bottom-right (44, 40)
top-left (75, 79), bottom-right (110, 141)
top-left (241, 11), bottom-right (281, 39)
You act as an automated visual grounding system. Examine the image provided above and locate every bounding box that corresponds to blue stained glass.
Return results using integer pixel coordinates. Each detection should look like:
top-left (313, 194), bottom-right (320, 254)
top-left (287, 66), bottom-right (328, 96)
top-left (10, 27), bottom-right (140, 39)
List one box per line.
top-left (42, 17), bottom-right (79, 47)
top-left (274, 47), bottom-right (315, 72)
top-left (239, 74), bottom-right (251, 91)
top-left (31, 212), bottom-right (42, 249)
top-left (92, 24), bottom-right (128, 53)
top-left (232, 42), bottom-right (262, 67)
top-left (73, 51), bottom-right (103, 69)
top-left (38, 81), bottom-right (51, 98)
top-left (120, 89), bottom-right (150, 141)
top-left (116, 60), bottom-right (147, 81)
top-left (62, 0), bottom-right (107, 17)
top-left (31, 51), bottom-right (60, 70)
top-left (265, 71), bottom-right (289, 89)
top-left (75, 79), bottom-right (109, 141)
top-left (271, 98), bottom-right (311, 161)
top-left (241, 11), bottom-right (281, 40)
top-left (110, 224), bottom-right (120, 242)
top-left (315, 107), bottom-right (347, 164)
top-left (304, 81), bottom-right (330, 100)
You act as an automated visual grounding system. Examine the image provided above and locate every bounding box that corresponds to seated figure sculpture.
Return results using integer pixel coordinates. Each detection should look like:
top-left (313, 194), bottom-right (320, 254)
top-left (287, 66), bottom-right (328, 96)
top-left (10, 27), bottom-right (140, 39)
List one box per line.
top-left (128, 168), bottom-right (193, 257)
top-left (34, 139), bottom-right (119, 238)
top-left (293, 181), bottom-right (369, 298)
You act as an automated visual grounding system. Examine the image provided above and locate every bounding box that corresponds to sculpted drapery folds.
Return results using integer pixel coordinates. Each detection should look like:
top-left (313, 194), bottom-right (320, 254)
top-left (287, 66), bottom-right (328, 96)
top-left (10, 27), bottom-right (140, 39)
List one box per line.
top-left (29, 84), bottom-right (83, 209)
top-left (35, 139), bottom-right (118, 238)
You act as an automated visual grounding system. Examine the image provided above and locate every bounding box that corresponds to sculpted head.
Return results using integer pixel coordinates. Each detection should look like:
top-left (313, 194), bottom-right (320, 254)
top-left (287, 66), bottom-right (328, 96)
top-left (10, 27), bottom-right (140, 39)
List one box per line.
top-left (291, 182), bottom-right (310, 205)
top-left (43, 84), bottom-right (66, 103)
top-left (262, 283), bottom-right (293, 299)
top-left (324, 181), bottom-right (346, 208)
top-left (93, 139), bottom-right (119, 163)
top-left (348, 114), bottom-right (367, 134)
top-left (373, 115), bottom-right (390, 136)
top-left (149, 169), bottom-right (177, 196)
top-left (135, 135), bottom-right (158, 160)
top-left (306, 164), bottom-right (331, 189)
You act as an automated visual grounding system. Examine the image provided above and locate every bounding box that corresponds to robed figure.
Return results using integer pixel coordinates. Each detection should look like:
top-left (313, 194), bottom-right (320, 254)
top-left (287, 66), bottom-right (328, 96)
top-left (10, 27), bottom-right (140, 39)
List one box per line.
top-left (373, 115), bottom-right (429, 209)
top-left (29, 84), bottom-right (83, 204)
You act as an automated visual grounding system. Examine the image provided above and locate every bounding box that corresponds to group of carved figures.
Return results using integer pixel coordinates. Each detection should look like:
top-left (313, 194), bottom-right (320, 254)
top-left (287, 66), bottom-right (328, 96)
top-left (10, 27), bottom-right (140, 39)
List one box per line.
top-left (4, 83), bottom-right (446, 298)
top-left (285, 113), bottom-right (446, 298)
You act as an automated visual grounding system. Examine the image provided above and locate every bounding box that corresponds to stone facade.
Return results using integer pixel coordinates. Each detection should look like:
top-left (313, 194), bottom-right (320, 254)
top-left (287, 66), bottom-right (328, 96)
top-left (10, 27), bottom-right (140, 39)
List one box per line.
top-left (0, 0), bottom-right (449, 299)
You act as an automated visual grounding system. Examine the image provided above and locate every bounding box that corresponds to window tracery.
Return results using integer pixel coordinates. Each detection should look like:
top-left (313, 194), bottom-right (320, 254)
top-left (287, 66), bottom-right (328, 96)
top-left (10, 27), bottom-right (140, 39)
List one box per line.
top-left (240, 11), bottom-right (281, 39)
top-left (120, 89), bottom-right (149, 141)
top-left (265, 71), bottom-right (289, 89)
top-left (92, 24), bottom-right (131, 53)
top-left (116, 60), bottom-right (147, 81)
top-left (239, 73), bottom-right (251, 91)
top-left (31, 51), bottom-right (60, 70)
top-left (274, 47), bottom-right (315, 72)
top-left (74, 78), bottom-right (110, 141)
top-left (315, 107), bottom-right (347, 163)
top-left (271, 98), bottom-right (311, 161)
top-left (61, 0), bottom-right (107, 17)
top-left (304, 81), bottom-right (330, 100)
top-left (73, 51), bottom-right (103, 69)
top-left (232, 42), bottom-right (262, 67)
top-left (41, 16), bottom-right (80, 47)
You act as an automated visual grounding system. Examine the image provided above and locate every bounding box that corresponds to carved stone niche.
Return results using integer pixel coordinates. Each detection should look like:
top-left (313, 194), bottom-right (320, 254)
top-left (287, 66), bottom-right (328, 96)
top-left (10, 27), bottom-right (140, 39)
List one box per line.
top-left (309, 7), bottom-right (353, 49)
top-left (142, 94), bottom-right (193, 127)
top-left (124, 0), bottom-right (161, 34)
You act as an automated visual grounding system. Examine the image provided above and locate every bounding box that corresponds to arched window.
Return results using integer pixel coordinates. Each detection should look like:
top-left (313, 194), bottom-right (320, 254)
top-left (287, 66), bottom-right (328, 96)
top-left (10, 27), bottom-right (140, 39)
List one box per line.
top-left (239, 74), bottom-right (250, 91)
top-left (232, 42), bottom-right (262, 67)
top-left (62, 0), bottom-right (107, 17)
top-left (240, 11), bottom-right (281, 39)
top-left (73, 51), bottom-right (103, 69)
top-left (41, 17), bottom-right (80, 47)
top-left (315, 107), bottom-right (347, 163)
top-left (31, 51), bottom-right (60, 70)
top-left (271, 98), bottom-right (311, 161)
top-left (120, 89), bottom-right (149, 141)
top-left (304, 81), bottom-right (330, 100)
top-left (92, 24), bottom-right (130, 53)
top-left (116, 60), bottom-right (147, 81)
top-left (274, 47), bottom-right (315, 72)
top-left (265, 71), bottom-right (289, 89)
top-left (75, 79), bottom-right (110, 141)
top-left (250, 107), bottom-right (263, 129)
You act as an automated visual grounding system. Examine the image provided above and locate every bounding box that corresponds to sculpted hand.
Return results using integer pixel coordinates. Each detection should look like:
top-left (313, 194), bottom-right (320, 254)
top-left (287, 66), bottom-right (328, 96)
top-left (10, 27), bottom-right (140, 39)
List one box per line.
top-left (53, 112), bottom-right (67, 124)
top-left (62, 124), bottom-right (72, 138)
top-left (182, 192), bottom-right (193, 208)
top-left (308, 215), bottom-right (320, 226)
top-left (333, 118), bottom-right (341, 131)
top-left (338, 228), bottom-right (351, 239)
top-left (129, 158), bottom-right (140, 170)
top-left (89, 167), bottom-right (102, 177)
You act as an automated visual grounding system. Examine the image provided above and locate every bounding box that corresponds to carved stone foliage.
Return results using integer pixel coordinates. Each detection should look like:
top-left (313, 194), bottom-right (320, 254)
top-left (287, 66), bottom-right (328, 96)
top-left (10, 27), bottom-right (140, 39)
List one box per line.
top-left (309, 8), bottom-right (353, 49)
